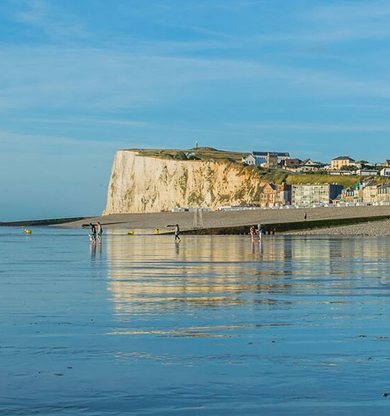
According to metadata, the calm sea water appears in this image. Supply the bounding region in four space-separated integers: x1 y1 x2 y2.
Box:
1 227 390 415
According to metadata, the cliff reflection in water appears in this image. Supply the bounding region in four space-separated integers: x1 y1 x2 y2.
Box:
105 234 390 319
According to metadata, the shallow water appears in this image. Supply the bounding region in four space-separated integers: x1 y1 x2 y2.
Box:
1 227 390 415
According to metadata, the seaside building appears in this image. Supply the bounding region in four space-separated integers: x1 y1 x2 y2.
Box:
331 156 355 170
377 184 390 202
362 184 378 203
276 183 292 206
291 183 343 206
242 151 290 166
380 168 390 177
260 183 291 207
339 182 364 203
339 187 355 203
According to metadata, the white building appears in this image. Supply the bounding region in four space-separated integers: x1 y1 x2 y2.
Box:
357 169 378 176
380 168 390 177
243 151 290 166
242 154 256 165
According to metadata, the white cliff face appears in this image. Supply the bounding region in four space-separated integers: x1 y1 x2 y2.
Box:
103 150 263 214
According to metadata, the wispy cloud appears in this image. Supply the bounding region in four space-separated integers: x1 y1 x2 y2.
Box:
309 0 390 21
8 0 90 39
1 43 390 113
303 0 390 42
227 121 390 133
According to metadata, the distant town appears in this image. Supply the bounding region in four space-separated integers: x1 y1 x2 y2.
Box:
235 151 390 208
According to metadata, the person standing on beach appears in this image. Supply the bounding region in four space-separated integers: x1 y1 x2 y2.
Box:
97 222 103 244
175 224 181 243
89 223 97 243
250 226 256 242
304 212 307 221
258 224 265 241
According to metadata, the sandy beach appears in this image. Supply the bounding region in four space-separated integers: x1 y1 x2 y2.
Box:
60 205 390 234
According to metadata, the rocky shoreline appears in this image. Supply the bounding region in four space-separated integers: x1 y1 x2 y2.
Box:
284 219 390 236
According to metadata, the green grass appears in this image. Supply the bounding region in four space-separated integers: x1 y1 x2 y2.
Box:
124 147 245 162
285 173 359 188
286 173 390 187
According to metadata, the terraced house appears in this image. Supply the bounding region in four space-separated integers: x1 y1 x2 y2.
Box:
260 183 292 207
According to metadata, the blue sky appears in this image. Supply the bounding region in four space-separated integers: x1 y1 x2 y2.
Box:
1 0 390 220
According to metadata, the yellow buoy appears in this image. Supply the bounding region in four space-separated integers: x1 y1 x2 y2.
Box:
155 228 160 234
25 229 32 235
127 231 134 235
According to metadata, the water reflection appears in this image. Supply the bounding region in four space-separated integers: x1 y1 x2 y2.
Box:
90 241 97 260
4 228 390 415
105 235 390 321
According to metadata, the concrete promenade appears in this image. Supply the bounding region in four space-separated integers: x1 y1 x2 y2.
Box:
62 205 390 233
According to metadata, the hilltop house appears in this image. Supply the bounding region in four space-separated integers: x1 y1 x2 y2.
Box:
331 156 355 170
243 151 290 166
357 168 378 176
296 159 324 173
284 158 301 168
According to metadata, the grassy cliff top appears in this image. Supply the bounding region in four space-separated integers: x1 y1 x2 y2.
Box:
122 147 390 187
239 166 390 187
125 147 245 162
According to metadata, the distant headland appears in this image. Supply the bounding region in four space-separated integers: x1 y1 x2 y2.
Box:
103 146 390 215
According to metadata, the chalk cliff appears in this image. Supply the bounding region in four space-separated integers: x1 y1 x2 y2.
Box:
103 150 264 214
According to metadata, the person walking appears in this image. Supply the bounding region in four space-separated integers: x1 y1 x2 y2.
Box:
175 224 181 243
304 212 308 221
89 223 97 243
97 222 103 244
